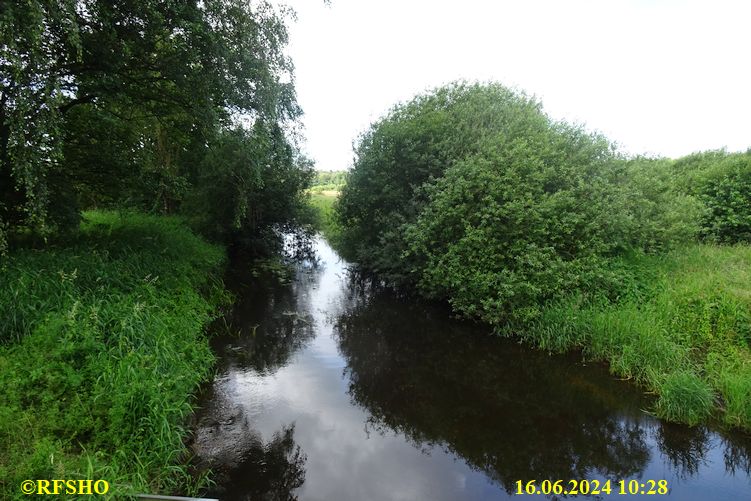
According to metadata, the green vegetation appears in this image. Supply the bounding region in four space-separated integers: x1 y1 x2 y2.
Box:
0 211 227 499
336 81 751 430
308 170 346 245
310 170 347 194
1 1 312 251
339 82 697 309
4 1 751 492
1 3 314 494
510 244 751 428
309 192 342 246
673 150 751 244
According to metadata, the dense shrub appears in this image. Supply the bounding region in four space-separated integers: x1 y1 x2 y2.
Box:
337 82 547 281
615 157 702 252
339 82 698 323
672 150 751 244
697 152 751 243
404 136 617 323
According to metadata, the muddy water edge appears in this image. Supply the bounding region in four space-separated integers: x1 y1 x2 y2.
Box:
189 237 751 501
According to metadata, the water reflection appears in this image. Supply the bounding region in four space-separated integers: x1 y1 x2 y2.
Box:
724 437 751 476
192 238 751 500
194 419 306 500
654 423 709 479
211 259 317 374
214 425 306 501
335 283 653 492
191 354 307 500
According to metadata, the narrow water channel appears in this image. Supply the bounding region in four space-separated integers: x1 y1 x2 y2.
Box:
191 237 751 500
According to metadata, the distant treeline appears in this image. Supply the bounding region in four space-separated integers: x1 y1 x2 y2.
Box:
335 82 751 429
0 1 312 254
310 170 347 192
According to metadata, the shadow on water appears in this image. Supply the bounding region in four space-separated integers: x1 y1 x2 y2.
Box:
191 237 751 500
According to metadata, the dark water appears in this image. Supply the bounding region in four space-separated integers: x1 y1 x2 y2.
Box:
191 238 751 500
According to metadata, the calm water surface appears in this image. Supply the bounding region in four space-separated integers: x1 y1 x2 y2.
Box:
191 238 751 500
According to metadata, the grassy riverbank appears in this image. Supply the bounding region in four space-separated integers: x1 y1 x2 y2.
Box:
0 211 227 499
510 243 751 429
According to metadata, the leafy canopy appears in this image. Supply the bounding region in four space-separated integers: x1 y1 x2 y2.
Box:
1 0 310 249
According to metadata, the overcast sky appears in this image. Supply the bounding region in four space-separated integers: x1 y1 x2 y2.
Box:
281 0 751 170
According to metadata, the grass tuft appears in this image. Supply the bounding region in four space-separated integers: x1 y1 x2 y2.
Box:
655 371 714 425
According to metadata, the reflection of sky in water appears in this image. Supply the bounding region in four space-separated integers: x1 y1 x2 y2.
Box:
195 238 751 500
230 357 502 500
221 240 505 500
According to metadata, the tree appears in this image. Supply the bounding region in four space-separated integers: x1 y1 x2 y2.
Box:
0 1 82 239
1 0 308 249
183 121 313 247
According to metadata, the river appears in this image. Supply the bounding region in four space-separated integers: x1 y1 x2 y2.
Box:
191 237 751 500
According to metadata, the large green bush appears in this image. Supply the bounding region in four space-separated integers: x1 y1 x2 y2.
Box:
337 82 547 281
614 157 702 252
338 82 698 323
403 134 699 324
697 152 751 243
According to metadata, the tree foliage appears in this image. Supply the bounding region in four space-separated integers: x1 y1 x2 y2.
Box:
0 0 82 236
337 82 700 324
183 122 313 246
1 0 310 249
613 157 701 252
337 83 547 280
673 150 751 244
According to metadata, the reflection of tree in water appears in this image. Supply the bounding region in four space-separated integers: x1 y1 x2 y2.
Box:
334 284 654 493
213 256 317 374
335 278 751 493
654 423 709 479
215 425 307 501
653 421 751 480
192 379 307 501
224 310 315 373
722 434 751 477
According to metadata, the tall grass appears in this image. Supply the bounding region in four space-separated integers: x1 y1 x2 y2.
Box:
507 244 751 430
0 211 228 499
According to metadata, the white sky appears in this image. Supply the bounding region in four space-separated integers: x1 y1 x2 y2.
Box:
282 0 751 170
